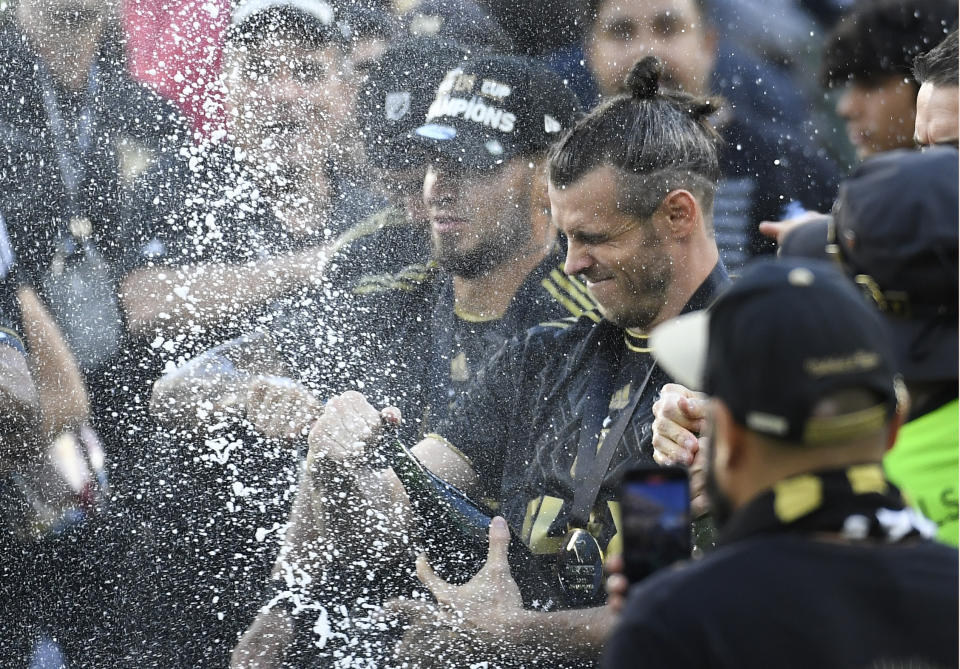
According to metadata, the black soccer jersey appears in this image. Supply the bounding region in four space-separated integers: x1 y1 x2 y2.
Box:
435 264 729 563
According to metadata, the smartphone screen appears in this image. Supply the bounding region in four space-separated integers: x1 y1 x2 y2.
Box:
620 466 692 584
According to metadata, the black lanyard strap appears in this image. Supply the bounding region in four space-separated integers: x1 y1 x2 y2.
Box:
568 359 658 529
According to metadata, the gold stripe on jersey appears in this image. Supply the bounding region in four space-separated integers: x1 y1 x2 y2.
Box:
538 319 575 330
352 262 436 295
332 205 407 253
549 269 597 312
624 329 651 353
541 278 585 319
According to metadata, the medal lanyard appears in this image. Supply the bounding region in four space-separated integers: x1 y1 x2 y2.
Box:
38 59 100 206
568 353 658 530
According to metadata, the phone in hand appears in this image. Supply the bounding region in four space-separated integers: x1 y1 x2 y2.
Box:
620 466 692 584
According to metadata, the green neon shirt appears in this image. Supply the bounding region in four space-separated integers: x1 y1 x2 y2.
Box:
884 399 959 546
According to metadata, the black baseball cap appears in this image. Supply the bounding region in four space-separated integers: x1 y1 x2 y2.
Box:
412 55 583 170
228 0 345 47
356 38 468 170
651 259 899 445
403 0 513 52
831 148 959 382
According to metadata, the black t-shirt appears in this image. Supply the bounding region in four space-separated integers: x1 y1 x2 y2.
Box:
604 534 959 669
436 264 729 561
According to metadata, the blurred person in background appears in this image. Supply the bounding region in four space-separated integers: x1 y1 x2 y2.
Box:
122 0 363 360
821 0 956 163
761 27 960 248
123 0 232 136
0 0 188 460
549 0 840 273
0 5 193 662
0 209 119 664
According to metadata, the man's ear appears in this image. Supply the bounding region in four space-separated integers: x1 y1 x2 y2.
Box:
713 400 745 470
529 158 553 224
661 189 700 240
885 380 910 452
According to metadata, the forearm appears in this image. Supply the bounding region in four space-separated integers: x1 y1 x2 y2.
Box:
150 332 281 429
17 286 89 437
516 605 617 660
121 245 331 337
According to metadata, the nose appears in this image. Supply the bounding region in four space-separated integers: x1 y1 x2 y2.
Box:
563 236 593 277
423 164 458 210
267 70 306 106
836 87 861 120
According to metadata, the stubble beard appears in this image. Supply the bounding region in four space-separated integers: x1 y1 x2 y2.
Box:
433 198 533 279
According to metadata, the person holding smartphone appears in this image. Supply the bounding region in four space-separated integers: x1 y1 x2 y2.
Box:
603 259 957 668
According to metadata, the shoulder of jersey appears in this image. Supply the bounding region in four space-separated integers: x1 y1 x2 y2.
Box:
538 263 602 324
352 261 440 296
333 206 408 253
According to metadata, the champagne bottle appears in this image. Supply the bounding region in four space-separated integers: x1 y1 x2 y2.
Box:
378 433 560 610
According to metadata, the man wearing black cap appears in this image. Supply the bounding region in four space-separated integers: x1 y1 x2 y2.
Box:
604 259 957 668
658 148 960 547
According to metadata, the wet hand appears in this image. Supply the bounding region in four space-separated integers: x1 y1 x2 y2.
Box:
245 375 323 441
306 391 399 469
384 516 525 660
652 383 707 466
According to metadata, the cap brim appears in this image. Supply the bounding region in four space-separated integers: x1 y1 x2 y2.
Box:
650 310 710 391
411 123 519 170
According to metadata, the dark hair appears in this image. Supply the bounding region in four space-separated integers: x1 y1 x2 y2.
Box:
549 56 722 223
913 30 959 87
821 0 957 88
586 0 711 28
340 5 399 42
225 7 344 50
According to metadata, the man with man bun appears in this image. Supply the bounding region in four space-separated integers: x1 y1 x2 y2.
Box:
293 56 728 665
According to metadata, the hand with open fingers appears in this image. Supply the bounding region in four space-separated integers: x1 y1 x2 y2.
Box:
652 383 708 466
383 516 526 663
604 554 629 615
245 375 324 441
305 391 398 471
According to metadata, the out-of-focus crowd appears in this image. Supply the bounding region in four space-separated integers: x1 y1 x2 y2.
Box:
0 0 955 667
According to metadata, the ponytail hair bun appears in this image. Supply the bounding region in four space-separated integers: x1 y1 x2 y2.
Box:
624 56 662 100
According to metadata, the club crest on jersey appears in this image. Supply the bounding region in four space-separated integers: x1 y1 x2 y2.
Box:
385 91 411 121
